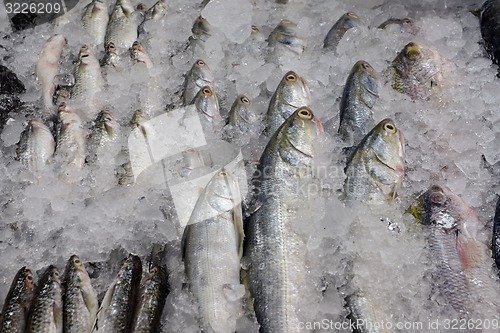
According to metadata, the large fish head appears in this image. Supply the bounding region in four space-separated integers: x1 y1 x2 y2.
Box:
278 71 311 107
192 16 212 38
354 60 380 96
342 12 363 28
367 118 405 177
192 59 215 87
234 95 256 124
194 86 220 120
65 255 91 281
13 267 35 306
281 107 322 159
205 169 242 213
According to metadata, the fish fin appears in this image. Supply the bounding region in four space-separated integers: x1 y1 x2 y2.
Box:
223 283 245 302
457 236 483 271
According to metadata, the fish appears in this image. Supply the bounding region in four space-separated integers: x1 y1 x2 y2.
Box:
183 59 215 105
182 169 244 333
388 41 446 100
480 0 500 66
411 185 500 313
81 0 109 46
36 35 67 114
71 46 105 109
377 17 419 35
493 196 500 273
0 267 35 333
130 266 169 333
244 107 322 332
193 86 222 132
264 70 311 136
87 109 119 160
323 12 364 50
101 43 121 68
346 293 393 333
268 19 305 55
105 0 140 49
129 41 153 69
338 60 380 146
343 118 405 205
191 16 212 42
94 254 142 333
137 0 167 35
55 103 86 169
228 95 257 132
16 118 56 174
26 266 63 333
63 255 98 333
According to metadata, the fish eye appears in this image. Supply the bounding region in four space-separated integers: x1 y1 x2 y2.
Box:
361 62 371 70
196 59 205 66
405 43 420 59
240 96 250 104
251 25 259 32
297 108 313 119
403 18 411 23
285 72 297 82
132 41 140 47
26 274 33 281
430 192 446 204
383 122 396 133
220 170 227 176
54 271 60 277
202 87 212 95
74 258 81 265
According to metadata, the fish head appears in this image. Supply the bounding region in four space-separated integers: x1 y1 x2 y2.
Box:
342 12 363 29
367 118 405 177
99 110 118 138
118 254 142 280
281 107 322 158
410 185 460 231
192 16 212 38
45 265 62 286
205 169 242 213
279 71 311 107
194 86 220 120
354 60 380 95
192 59 215 87
235 95 256 123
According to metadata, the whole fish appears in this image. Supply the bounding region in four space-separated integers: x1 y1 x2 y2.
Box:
344 118 405 205
26 266 63 333
130 266 169 333
81 0 109 46
245 107 322 333
129 41 153 69
338 60 380 145
183 59 215 105
411 185 500 313
268 19 305 55
265 71 310 136
63 255 98 333
101 43 121 68
228 95 257 132
36 35 67 114
193 86 222 132
55 103 86 169
182 169 244 333
323 12 364 50
94 254 142 333
105 0 140 49
388 41 445 100
16 118 55 174
481 0 500 66
0 267 34 333
71 46 105 108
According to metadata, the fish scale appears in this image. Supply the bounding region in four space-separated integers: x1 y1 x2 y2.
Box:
0 267 34 333
245 107 321 332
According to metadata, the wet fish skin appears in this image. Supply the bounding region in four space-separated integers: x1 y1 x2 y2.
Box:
63 255 98 333
481 0 500 66
130 266 169 333
268 19 305 55
191 16 212 41
71 46 105 106
26 266 63 333
338 60 380 146
105 0 140 49
55 103 86 169
101 43 121 68
377 17 419 35
346 294 393 333
388 41 444 100
183 169 244 333
82 0 109 46
138 0 167 35
36 35 67 114
193 86 221 130
94 254 142 333
229 95 257 132
323 12 364 50
344 118 405 205
265 71 311 136
129 41 153 69
16 118 56 174
245 107 322 333
0 267 35 333
183 59 215 105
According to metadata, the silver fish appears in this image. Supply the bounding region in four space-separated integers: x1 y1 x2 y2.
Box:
183 59 215 105
193 86 222 132
191 16 212 42
101 43 122 68
82 0 109 46
94 255 142 333
268 19 305 55
63 255 98 333
344 118 405 205
183 169 245 333
16 118 55 174
265 70 311 136
129 41 153 69
245 107 322 332
105 0 140 49
228 95 257 132
55 103 86 169
323 12 364 50
0 267 35 333
338 60 380 145
71 46 105 108
26 266 63 333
